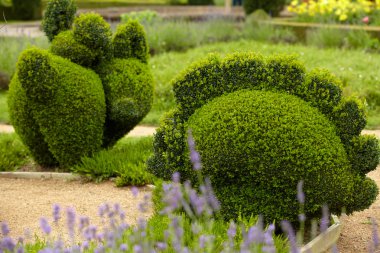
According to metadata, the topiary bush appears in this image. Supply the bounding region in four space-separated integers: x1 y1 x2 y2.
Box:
188 0 214 5
147 52 380 224
243 0 287 16
42 0 77 42
11 0 41 20
8 11 154 168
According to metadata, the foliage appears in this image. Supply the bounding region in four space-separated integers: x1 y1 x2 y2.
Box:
42 0 77 42
0 132 30 171
8 48 106 167
11 0 41 20
96 58 154 147
120 10 161 25
113 20 149 63
243 0 287 16
72 13 113 66
50 30 97 67
72 136 155 186
288 0 380 25
8 13 153 168
188 0 214 5
0 72 10 91
148 52 380 223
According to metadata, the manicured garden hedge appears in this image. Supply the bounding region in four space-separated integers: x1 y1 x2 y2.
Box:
148 52 380 223
8 3 154 168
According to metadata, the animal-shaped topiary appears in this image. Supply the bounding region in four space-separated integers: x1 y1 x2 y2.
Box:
8 11 153 168
147 52 380 224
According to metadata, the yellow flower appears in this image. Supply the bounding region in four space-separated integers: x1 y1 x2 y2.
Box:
339 13 348 21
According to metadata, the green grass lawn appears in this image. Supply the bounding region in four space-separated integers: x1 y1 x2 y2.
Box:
1 38 380 128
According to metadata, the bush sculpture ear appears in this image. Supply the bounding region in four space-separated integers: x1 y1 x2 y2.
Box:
113 20 150 63
148 52 380 224
42 0 77 42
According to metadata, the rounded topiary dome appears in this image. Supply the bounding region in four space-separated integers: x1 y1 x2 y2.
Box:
147 52 380 223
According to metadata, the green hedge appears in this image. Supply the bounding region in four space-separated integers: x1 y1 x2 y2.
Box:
9 48 106 167
9 13 154 168
96 58 154 147
42 0 77 42
243 0 286 16
148 52 380 223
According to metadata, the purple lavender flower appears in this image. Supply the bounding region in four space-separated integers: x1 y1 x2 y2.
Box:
52 204 61 223
79 216 89 232
320 205 330 233
94 245 105 253
39 218 51 235
1 237 16 252
187 129 202 171
66 207 76 240
172 172 180 183
1 223 10 236
281 220 300 253
82 241 90 250
297 180 305 204
298 214 306 222
120 243 128 251
16 247 24 253
372 218 379 249
155 242 167 250
133 244 143 253
131 186 139 197
227 221 237 239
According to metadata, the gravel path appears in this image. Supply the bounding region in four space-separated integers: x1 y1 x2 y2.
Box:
0 178 153 241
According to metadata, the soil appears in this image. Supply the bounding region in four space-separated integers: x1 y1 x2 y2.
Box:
1 126 380 252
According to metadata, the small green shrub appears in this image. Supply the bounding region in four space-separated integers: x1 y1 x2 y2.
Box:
42 0 77 42
11 0 41 20
188 0 214 5
72 136 154 186
120 10 161 25
0 132 31 171
243 0 287 16
113 21 149 63
148 52 379 224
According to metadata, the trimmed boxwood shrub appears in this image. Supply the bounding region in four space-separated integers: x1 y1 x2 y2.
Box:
8 13 153 168
50 30 97 67
188 0 214 5
9 48 105 167
113 20 149 63
243 0 286 16
11 0 41 20
96 58 154 147
42 0 77 42
147 52 379 224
